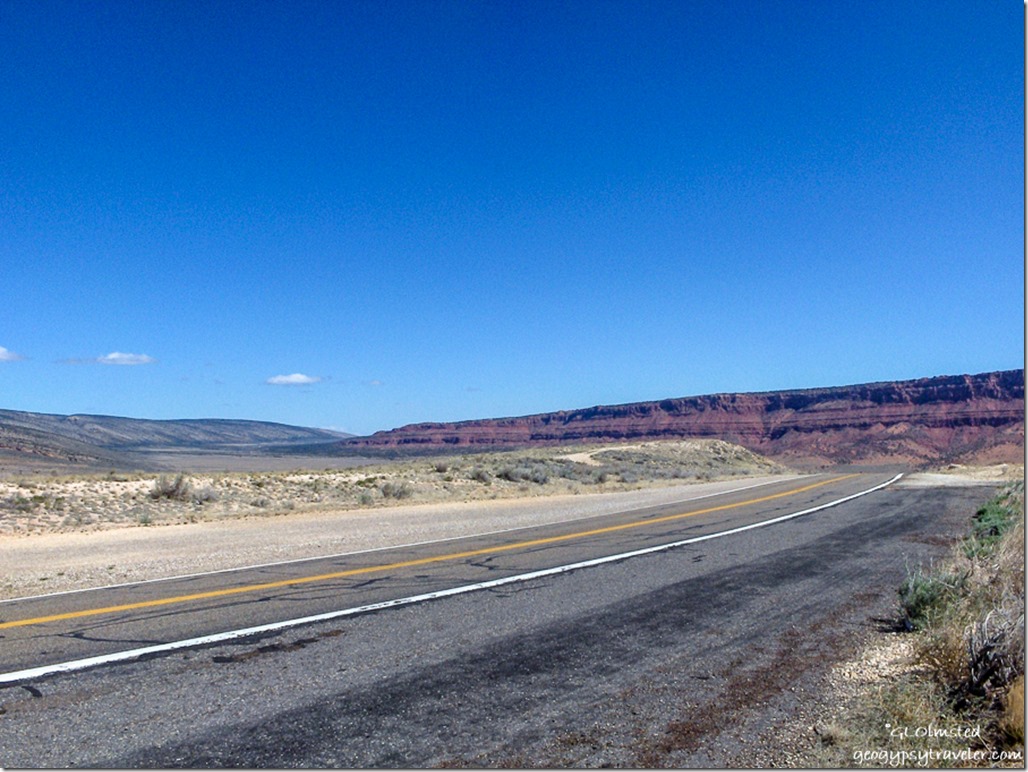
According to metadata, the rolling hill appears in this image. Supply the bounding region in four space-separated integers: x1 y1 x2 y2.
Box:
0 410 349 471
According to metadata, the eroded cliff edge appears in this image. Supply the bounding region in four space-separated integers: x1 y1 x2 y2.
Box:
344 370 1024 465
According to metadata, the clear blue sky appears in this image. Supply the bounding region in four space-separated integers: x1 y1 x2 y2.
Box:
1 1 1023 435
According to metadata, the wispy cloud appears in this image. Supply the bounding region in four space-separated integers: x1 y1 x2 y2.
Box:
267 373 322 386
0 346 25 362
97 352 156 366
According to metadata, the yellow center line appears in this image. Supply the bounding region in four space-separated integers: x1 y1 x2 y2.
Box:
1 474 858 631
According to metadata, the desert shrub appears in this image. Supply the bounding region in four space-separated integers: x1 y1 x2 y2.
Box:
530 468 550 484
149 474 193 502
898 566 967 631
964 607 1025 700
433 461 449 474
470 468 492 484
494 464 552 485
964 497 1021 559
497 466 522 482
191 486 219 505
380 481 414 499
357 492 375 506
2 495 35 512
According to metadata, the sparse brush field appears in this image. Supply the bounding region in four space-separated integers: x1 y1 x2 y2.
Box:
0 440 787 536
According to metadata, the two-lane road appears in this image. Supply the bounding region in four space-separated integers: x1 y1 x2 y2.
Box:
1 472 894 682
2 470 995 767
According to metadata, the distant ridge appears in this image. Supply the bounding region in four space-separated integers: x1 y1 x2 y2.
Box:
0 410 349 470
343 370 1025 466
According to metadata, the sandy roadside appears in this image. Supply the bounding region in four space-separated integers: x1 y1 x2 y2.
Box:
896 464 1023 488
0 475 797 600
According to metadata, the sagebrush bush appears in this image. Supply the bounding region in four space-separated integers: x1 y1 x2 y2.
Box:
965 607 1025 700
380 481 413 499
964 497 1021 559
497 465 550 484
149 474 193 502
191 486 218 505
470 468 492 484
899 566 967 631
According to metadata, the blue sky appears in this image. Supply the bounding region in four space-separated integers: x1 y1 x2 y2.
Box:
1 1 1023 435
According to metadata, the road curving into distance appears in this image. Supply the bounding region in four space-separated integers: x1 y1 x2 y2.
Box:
2 472 893 681
0 469 998 767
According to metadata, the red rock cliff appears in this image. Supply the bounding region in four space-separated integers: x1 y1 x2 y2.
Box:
345 370 1025 465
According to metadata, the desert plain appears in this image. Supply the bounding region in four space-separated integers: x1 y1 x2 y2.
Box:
1 439 1019 604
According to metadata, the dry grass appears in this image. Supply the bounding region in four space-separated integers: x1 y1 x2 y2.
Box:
1000 676 1024 746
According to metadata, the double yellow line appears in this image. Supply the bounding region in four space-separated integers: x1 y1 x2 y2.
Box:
1 475 856 631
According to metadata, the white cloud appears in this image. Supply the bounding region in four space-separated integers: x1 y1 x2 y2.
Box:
0 346 25 362
97 352 156 366
267 373 322 386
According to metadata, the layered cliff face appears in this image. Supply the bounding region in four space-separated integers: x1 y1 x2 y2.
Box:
345 370 1025 465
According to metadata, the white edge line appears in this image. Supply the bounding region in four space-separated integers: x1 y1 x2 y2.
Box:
0 473 901 686
0 475 803 605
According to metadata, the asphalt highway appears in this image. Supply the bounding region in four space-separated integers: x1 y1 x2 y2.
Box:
0 472 998 767
1 472 886 677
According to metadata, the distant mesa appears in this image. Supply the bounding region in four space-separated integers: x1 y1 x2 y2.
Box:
0 369 1022 473
341 369 1025 467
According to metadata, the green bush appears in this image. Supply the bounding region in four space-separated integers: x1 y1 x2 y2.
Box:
963 499 1019 559
898 566 967 631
